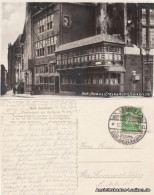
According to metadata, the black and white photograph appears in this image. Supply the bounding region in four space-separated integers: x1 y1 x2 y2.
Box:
0 2 154 98
1 2 154 195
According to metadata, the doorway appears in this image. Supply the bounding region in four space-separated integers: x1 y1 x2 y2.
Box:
55 76 59 93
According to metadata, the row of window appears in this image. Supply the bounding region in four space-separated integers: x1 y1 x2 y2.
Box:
142 9 154 25
37 48 45 57
37 15 71 34
36 36 57 49
57 53 122 66
35 76 55 84
57 46 123 60
48 45 56 55
36 46 56 57
38 14 54 26
39 25 45 34
35 64 55 75
60 73 120 85
38 22 53 33
36 40 45 49
36 36 57 57
38 14 54 33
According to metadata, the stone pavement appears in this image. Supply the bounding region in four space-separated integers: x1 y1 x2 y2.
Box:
1 90 147 99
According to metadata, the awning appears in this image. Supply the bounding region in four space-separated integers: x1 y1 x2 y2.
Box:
56 64 126 72
56 34 124 53
104 65 126 72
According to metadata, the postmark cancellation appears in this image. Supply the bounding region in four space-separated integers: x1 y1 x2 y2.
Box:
108 106 147 145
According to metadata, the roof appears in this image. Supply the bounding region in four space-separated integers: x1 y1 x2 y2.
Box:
56 34 124 53
13 34 22 47
32 3 94 18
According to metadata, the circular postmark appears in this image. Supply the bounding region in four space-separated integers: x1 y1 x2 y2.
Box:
108 106 147 145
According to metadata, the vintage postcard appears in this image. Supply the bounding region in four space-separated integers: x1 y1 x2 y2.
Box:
0 1 154 194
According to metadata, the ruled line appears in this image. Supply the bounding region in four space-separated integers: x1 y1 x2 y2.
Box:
79 148 142 150
81 176 143 179
79 161 142 163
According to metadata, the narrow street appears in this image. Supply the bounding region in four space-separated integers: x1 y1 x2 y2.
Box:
1 90 93 99
1 90 76 99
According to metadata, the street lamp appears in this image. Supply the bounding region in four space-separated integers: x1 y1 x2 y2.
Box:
144 47 152 96
145 47 150 61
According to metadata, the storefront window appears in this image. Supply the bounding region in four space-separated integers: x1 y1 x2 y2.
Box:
93 74 97 84
61 75 68 84
105 74 109 84
83 75 88 84
98 74 104 84
87 74 93 84
72 75 76 84
110 73 120 85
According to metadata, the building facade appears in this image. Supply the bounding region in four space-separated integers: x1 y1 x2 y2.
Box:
55 3 154 96
8 3 154 96
0 64 7 95
23 3 95 94
8 35 24 89
98 3 154 95
56 34 125 95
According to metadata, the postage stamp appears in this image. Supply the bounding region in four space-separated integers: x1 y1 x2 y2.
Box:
108 106 147 145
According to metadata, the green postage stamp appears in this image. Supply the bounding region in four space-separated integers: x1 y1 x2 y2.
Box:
121 107 142 132
108 106 147 145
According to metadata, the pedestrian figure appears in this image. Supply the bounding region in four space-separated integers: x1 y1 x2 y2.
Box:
13 86 16 95
20 85 24 94
17 84 20 94
16 84 19 94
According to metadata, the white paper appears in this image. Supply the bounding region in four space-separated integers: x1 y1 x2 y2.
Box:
1 98 154 194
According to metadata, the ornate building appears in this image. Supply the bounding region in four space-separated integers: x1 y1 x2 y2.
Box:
8 35 24 89
8 3 154 96
55 3 153 96
23 3 95 94
56 34 125 95
1 64 7 95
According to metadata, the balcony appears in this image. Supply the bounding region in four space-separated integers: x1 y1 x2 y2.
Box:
56 33 124 71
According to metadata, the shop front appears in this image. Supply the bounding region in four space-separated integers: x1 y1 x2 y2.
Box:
56 34 125 96
59 66 125 95
34 62 59 94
